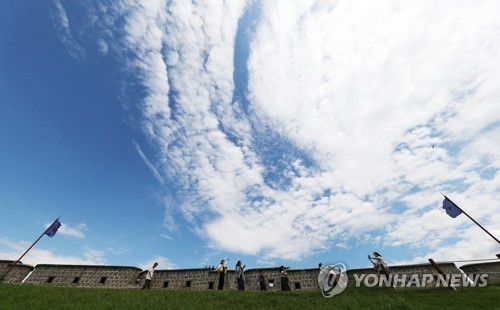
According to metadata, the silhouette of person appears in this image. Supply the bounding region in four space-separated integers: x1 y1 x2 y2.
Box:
235 260 246 290
258 270 267 291
280 266 291 291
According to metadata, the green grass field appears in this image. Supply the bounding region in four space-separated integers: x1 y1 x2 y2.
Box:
0 283 499 309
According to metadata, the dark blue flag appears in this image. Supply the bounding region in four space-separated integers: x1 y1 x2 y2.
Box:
442 197 462 218
45 219 62 237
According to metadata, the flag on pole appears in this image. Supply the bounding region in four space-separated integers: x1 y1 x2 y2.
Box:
440 194 500 244
442 197 462 218
45 219 62 237
4 216 62 277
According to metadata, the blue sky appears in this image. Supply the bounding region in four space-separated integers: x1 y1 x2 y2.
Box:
1 0 499 271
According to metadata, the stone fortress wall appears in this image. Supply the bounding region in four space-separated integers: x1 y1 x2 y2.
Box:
460 262 500 285
345 262 462 288
22 264 142 288
0 260 33 284
1 259 499 290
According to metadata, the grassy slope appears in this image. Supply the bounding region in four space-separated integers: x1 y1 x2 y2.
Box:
0 284 499 309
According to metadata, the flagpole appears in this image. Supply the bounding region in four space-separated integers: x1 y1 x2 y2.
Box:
3 216 61 277
443 195 500 245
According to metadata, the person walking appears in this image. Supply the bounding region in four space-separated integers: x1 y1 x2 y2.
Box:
142 262 158 289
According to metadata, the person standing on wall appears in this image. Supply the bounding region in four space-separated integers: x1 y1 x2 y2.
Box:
142 262 158 289
258 270 267 291
368 252 389 274
216 259 227 290
317 263 324 288
235 260 246 290
280 266 291 291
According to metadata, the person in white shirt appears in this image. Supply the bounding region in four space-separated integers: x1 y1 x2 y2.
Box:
368 252 388 274
142 262 158 289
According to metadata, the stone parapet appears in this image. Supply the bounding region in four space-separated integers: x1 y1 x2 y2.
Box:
347 263 461 288
0 260 34 284
4 260 497 290
460 262 500 284
22 264 142 288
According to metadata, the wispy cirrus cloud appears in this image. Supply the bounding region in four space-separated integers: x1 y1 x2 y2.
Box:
51 0 86 60
133 140 164 184
52 0 500 263
57 222 89 239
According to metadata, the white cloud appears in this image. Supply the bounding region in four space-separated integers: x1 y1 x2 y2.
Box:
139 255 178 270
245 0 500 258
0 237 107 265
106 246 129 256
97 39 109 54
51 0 86 60
256 259 276 267
57 222 89 239
159 233 174 241
57 0 500 262
133 140 164 184
390 224 500 268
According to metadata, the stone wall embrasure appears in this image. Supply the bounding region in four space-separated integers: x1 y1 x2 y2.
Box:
3 260 499 289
